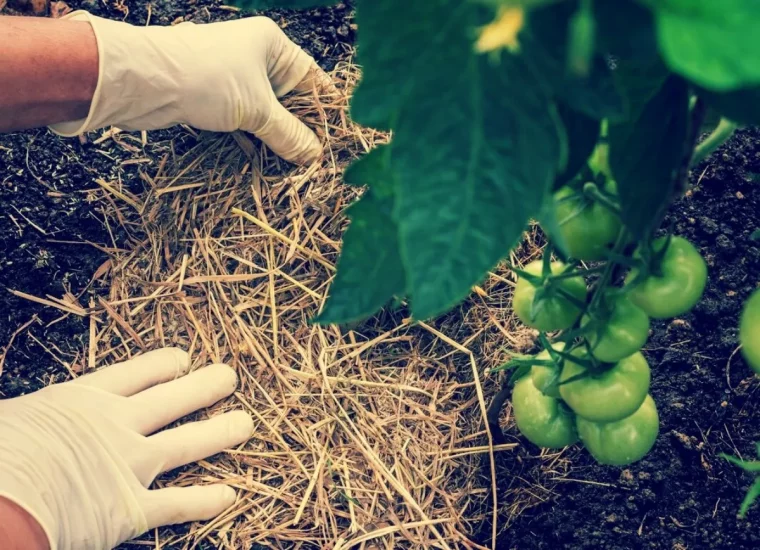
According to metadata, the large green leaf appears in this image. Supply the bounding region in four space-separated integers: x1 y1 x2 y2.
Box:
343 144 393 189
348 0 564 320
611 57 671 119
521 1 624 120
650 0 760 91
553 103 600 189
349 1 436 130
594 0 658 60
316 146 406 324
230 0 337 9
700 87 760 125
608 72 689 239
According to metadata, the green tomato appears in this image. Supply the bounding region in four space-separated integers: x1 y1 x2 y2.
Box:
627 236 707 319
512 375 579 449
577 394 659 466
513 260 588 332
551 181 621 261
559 350 650 422
531 342 567 398
740 289 760 374
583 296 650 363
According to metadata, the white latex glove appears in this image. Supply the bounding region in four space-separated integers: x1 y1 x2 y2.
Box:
0 348 253 550
50 12 331 164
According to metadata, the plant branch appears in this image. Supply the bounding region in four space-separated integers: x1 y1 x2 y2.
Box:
691 117 738 167
668 95 707 211
583 181 620 214
588 228 628 312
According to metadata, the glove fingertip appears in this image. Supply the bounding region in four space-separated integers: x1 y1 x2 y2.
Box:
217 485 237 508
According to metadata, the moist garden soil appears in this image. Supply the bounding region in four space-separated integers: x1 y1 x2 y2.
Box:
1 1 759 549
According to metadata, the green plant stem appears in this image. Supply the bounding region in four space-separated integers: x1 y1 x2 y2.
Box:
691 118 738 166
554 286 589 310
550 265 606 281
582 182 620 215
588 229 629 312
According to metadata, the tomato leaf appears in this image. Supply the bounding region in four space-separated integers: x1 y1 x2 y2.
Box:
739 478 760 518
699 87 760 126
721 453 760 473
608 69 689 239
649 0 760 91
349 0 565 320
553 103 600 189
348 1 418 130
343 144 392 189
521 0 624 120
316 147 406 325
594 0 658 60
230 0 337 8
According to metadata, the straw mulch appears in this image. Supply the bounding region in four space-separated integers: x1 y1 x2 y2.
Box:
14 62 578 549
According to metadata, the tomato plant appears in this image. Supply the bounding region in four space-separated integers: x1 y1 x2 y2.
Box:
512 260 587 332
576 395 659 466
627 236 708 319
238 0 759 497
511 375 579 449
559 350 651 423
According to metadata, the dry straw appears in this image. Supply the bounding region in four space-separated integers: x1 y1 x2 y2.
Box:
11 61 577 549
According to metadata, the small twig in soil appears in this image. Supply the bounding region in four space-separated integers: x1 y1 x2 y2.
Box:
0 316 41 376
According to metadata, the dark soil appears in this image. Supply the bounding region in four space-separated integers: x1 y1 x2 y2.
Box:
2 2 760 550
0 0 355 399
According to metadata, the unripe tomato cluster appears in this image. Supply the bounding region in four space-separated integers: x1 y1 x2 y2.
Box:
509 174 708 466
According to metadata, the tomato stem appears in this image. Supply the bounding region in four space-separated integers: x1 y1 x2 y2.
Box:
582 181 620 215
553 285 589 311
549 265 605 281
691 117 737 167
584 228 629 353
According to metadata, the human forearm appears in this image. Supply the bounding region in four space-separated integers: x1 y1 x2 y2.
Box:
0 11 329 163
0 496 50 550
0 16 98 132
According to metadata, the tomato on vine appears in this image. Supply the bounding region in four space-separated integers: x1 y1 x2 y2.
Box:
583 295 650 363
550 180 621 261
576 395 659 466
511 375 579 449
512 260 587 332
559 350 651 423
627 236 707 319
740 288 760 374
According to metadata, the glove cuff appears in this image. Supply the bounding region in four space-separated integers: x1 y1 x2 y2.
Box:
49 11 186 136
0 491 56 550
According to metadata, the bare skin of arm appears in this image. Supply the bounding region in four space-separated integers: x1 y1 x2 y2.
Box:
0 497 49 550
0 16 92 548
0 16 98 132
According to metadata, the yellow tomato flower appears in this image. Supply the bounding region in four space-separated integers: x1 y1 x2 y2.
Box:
475 7 525 53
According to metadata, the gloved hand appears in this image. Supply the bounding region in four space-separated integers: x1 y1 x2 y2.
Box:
50 12 332 164
0 347 253 550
